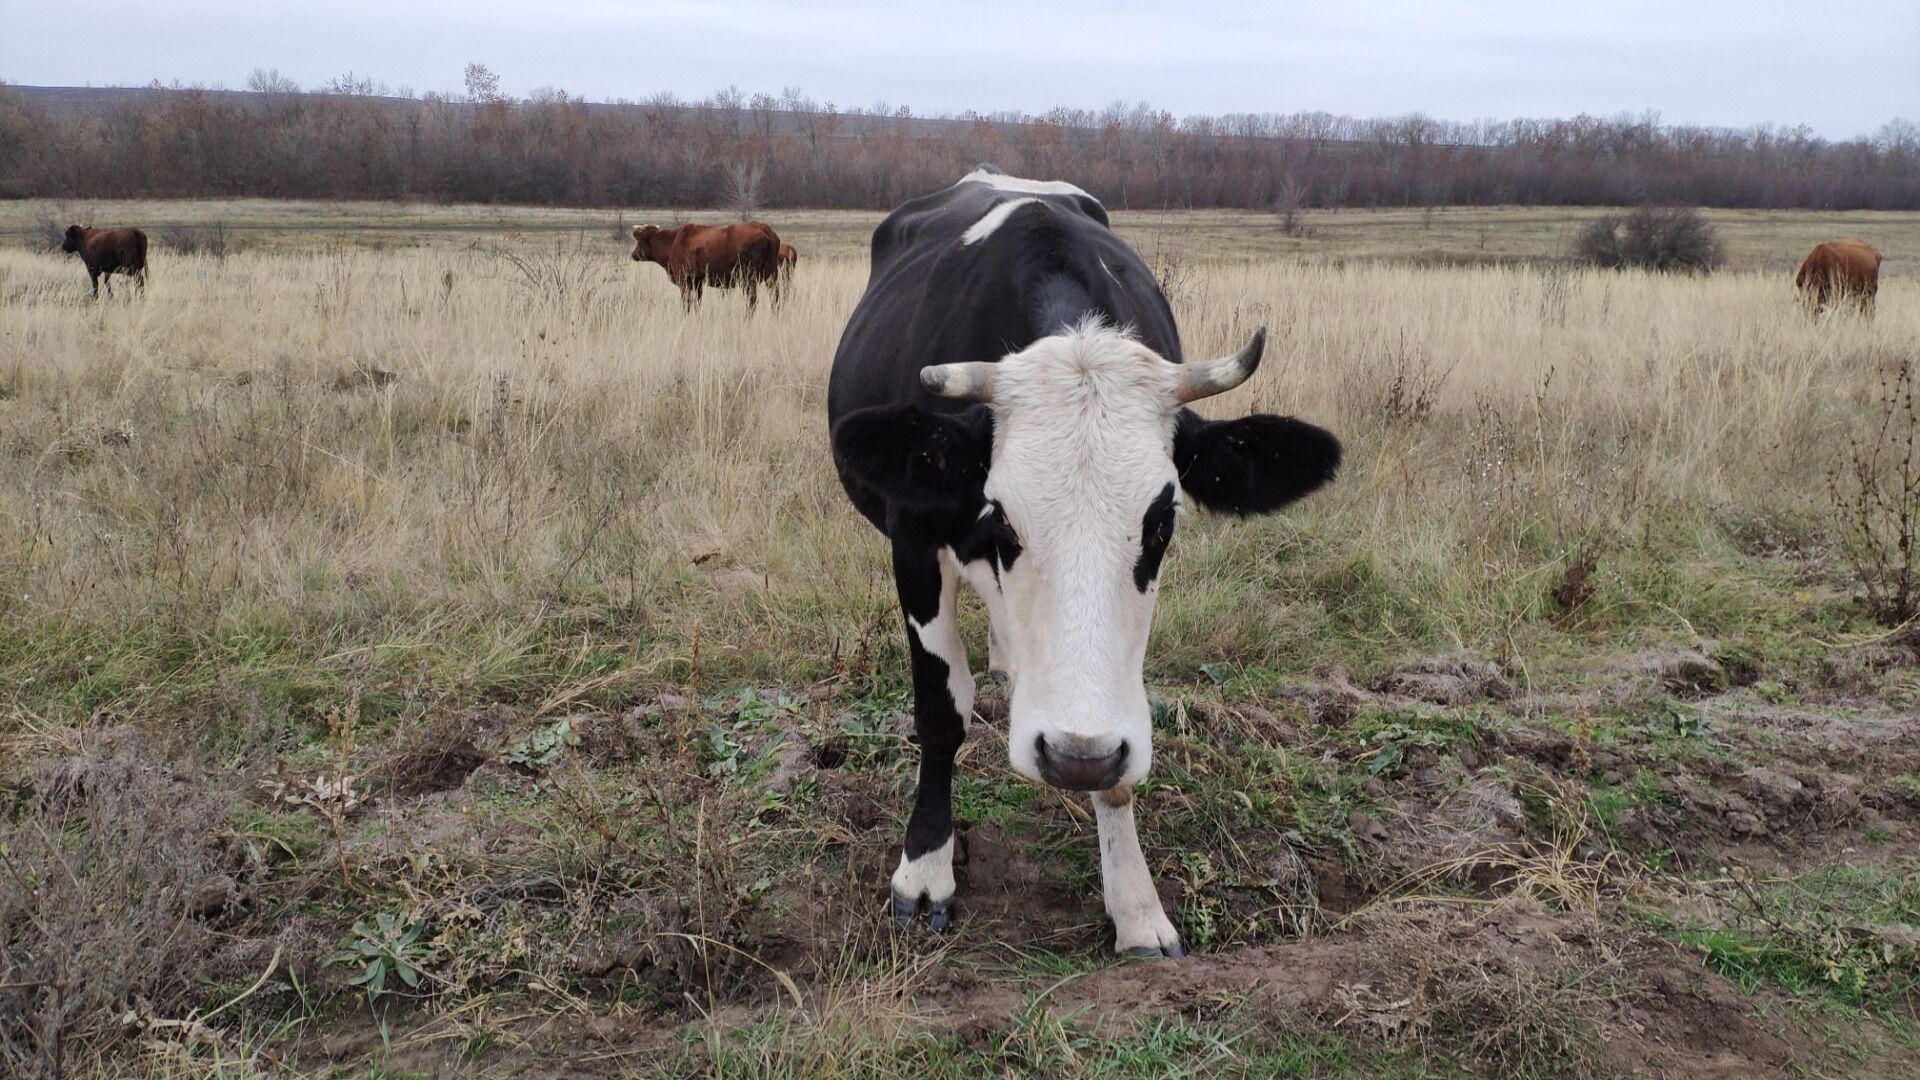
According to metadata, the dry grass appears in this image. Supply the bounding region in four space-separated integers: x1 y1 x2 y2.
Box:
0 232 1912 724
0 738 241 1078
2 206 1918 1076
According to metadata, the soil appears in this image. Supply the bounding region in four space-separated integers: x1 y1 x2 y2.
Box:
40 648 1916 1078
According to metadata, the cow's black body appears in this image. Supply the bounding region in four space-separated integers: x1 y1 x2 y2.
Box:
827 167 1341 941
827 169 1184 922
830 172 1180 527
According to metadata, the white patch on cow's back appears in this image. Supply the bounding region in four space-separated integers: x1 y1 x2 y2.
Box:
960 197 1040 246
891 834 956 903
956 169 1098 202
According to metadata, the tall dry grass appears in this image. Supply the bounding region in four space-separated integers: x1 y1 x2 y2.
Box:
0 240 1911 734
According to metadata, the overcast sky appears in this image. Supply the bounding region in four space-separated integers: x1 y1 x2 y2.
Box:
4 1 1914 138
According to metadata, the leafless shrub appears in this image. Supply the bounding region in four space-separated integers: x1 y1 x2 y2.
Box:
496 240 609 308
32 211 69 252
1273 173 1313 237
160 222 229 258
1146 243 1197 312
1370 335 1456 424
0 746 240 1078
1572 206 1722 274
1829 355 1920 624
725 161 766 221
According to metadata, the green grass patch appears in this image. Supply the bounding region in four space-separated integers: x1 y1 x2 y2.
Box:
1662 862 1920 1016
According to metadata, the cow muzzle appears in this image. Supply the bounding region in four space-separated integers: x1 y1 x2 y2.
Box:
1032 734 1131 792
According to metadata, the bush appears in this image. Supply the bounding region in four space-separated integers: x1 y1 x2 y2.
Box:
1830 355 1920 625
0 746 240 1078
1572 206 1723 273
32 213 67 252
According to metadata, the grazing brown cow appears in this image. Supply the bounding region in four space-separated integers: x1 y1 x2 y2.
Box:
630 222 781 310
61 225 149 298
1795 239 1882 316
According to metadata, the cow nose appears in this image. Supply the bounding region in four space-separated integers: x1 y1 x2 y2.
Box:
1033 735 1129 791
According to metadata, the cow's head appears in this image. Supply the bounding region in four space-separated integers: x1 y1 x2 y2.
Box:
630 224 663 263
61 225 86 254
833 321 1339 792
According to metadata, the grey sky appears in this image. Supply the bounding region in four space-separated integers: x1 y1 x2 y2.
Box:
4 1 1914 138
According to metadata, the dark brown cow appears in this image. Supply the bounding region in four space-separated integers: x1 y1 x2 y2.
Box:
630 222 780 310
61 225 149 298
1795 239 1882 316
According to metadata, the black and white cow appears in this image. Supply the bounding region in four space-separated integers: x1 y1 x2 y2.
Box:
828 167 1341 956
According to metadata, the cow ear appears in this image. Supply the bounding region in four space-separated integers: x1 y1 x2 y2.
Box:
1174 409 1341 516
833 404 991 508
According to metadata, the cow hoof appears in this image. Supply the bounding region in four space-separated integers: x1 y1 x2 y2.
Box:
1123 941 1185 960
890 894 919 927
890 894 955 932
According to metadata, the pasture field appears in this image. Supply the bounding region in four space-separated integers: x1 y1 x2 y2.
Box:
1 201 1918 1078
7 198 1920 271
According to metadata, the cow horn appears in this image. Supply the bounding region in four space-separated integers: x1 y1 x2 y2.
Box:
920 361 997 402
1175 328 1266 403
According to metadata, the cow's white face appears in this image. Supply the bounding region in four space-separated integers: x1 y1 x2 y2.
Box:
838 318 1338 796
961 325 1187 790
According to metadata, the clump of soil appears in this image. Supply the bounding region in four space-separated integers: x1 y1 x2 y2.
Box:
1370 654 1515 706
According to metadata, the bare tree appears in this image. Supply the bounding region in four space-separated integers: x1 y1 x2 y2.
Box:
463 63 503 104
246 68 299 95
725 161 765 220
1273 172 1312 237
4 79 1920 212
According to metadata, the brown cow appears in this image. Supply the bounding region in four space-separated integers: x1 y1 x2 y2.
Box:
62 225 149 298
1795 239 1882 317
630 222 781 310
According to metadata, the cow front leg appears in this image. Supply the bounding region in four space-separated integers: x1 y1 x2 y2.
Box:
89 270 100 299
1094 788 1183 957
890 543 973 931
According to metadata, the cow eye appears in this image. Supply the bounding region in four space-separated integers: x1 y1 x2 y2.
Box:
961 500 1023 572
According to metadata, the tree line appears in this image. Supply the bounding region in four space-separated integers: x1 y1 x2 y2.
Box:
2 74 1916 211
